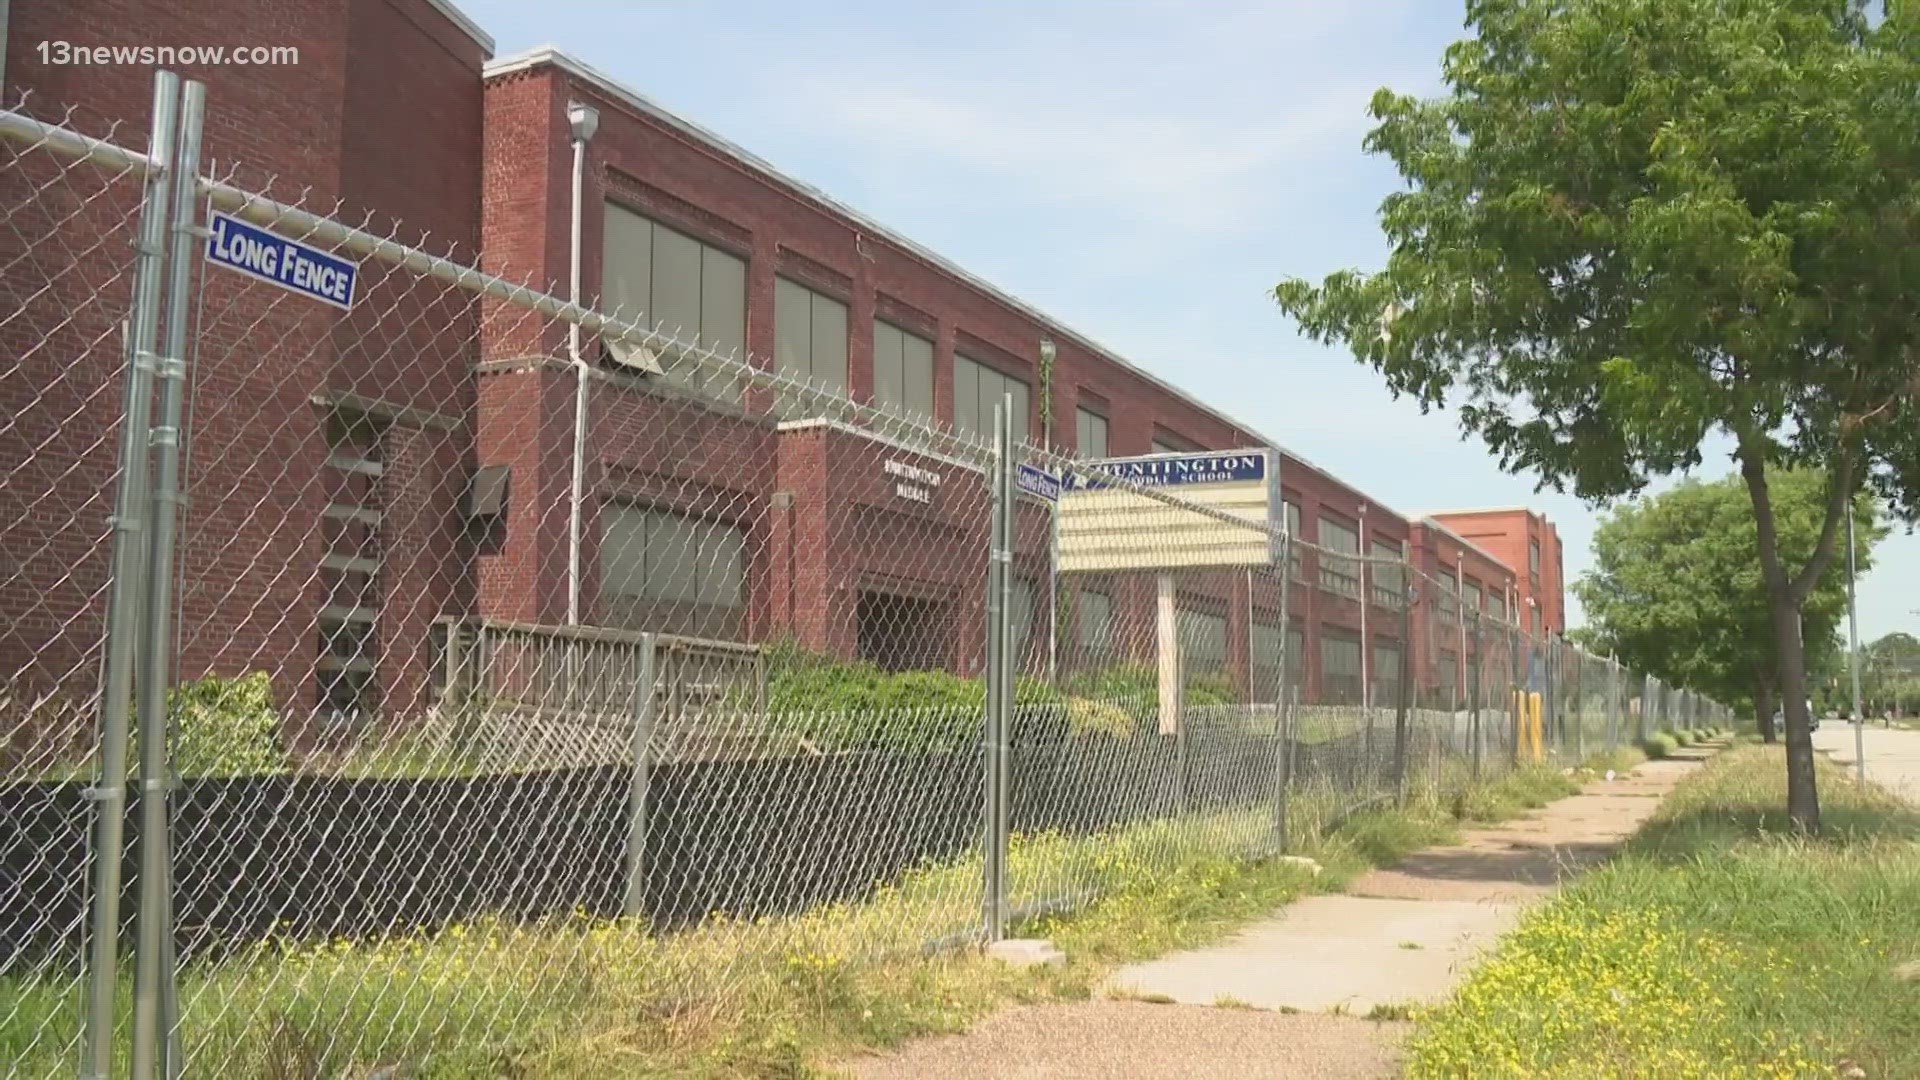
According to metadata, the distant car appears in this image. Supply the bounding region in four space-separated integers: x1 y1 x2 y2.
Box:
1771 702 1820 737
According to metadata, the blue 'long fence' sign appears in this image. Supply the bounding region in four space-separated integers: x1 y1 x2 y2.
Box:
205 211 359 311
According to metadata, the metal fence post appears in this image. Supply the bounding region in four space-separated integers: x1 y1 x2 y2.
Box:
623 634 656 919
1509 623 1522 769
994 399 1014 935
1393 574 1412 808
981 397 1013 942
1468 618 1483 781
1573 647 1586 763
1606 655 1619 752
1268 548 1293 852
83 70 182 1080
130 75 206 1080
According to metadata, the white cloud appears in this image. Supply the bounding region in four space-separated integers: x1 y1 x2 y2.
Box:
744 2 1413 232
784 81 1374 230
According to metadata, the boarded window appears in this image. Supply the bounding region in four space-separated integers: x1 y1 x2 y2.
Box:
954 354 1031 442
773 277 849 418
601 203 747 403
872 319 934 420
1076 406 1109 458
1320 629 1363 705
1318 515 1361 599
599 504 747 639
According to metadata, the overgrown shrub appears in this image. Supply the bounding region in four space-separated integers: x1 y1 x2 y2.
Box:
763 644 1102 751
1063 663 1237 708
1640 732 1677 760
163 671 287 777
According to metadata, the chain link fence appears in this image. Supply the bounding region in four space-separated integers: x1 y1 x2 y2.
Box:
1 75 1737 1077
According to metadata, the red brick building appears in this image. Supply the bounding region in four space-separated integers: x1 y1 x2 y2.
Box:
3 4 1548 735
1425 508 1566 636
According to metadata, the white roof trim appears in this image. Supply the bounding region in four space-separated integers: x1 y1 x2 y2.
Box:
481 46 1406 521
420 0 494 55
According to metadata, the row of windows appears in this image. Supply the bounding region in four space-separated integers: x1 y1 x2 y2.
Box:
603 201 1142 455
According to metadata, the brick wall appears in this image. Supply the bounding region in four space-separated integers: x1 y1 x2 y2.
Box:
3 0 487 738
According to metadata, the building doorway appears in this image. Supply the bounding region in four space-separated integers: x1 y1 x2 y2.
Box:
857 591 948 672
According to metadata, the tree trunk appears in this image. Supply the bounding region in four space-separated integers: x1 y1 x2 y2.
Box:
1737 442 1824 833
1753 680 1776 744
1766 589 1821 831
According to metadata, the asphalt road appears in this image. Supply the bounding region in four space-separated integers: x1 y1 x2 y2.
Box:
1815 723 1920 804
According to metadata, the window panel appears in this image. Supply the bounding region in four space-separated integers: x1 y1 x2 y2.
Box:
1321 630 1364 704
1284 501 1304 579
954 354 1030 441
649 224 703 339
704 518 747 603
774 277 812 382
1318 515 1361 598
1008 380 1031 443
600 505 747 614
1076 406 1109 458
1252 620 1284 701
601 202 652 322
701 247 746 357
647 512 703 604
953 352 980 436
1373 641 1404 706
809 291 848 392
1077 589 1114 649
1178 609 1228 675
601 206 747 406
1370 537 1404 605
600 504 650 599
902 332 933 418
873 321 904 414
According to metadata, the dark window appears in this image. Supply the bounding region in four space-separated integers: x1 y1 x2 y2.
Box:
857 591 948 672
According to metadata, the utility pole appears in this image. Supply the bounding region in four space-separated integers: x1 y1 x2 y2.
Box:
1846 500 1865 783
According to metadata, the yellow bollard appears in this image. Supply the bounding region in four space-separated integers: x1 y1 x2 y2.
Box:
1527 692 1544 762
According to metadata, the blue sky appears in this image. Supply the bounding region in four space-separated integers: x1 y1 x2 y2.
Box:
458 0 1916 642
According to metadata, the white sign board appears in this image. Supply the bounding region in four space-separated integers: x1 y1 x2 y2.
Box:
1056 449 1278 573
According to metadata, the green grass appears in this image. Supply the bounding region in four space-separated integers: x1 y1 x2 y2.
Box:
1580 744 1648 776
0 762 1582 1078
1447 763 1582 823
1408 744 1920 1078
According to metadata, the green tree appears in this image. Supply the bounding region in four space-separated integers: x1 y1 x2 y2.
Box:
1863 631 1920 717
1575 471 1881 739
1274 0 1920 830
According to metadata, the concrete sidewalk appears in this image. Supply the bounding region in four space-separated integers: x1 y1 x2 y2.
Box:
842 749 1711 1079
1104 755 1701 1015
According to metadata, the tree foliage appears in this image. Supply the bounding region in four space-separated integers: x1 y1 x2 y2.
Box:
1862 631 1920 715
1273 0 1920 828
1575 471 1881 728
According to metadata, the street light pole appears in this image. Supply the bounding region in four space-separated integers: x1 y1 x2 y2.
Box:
1846 499 1865 783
